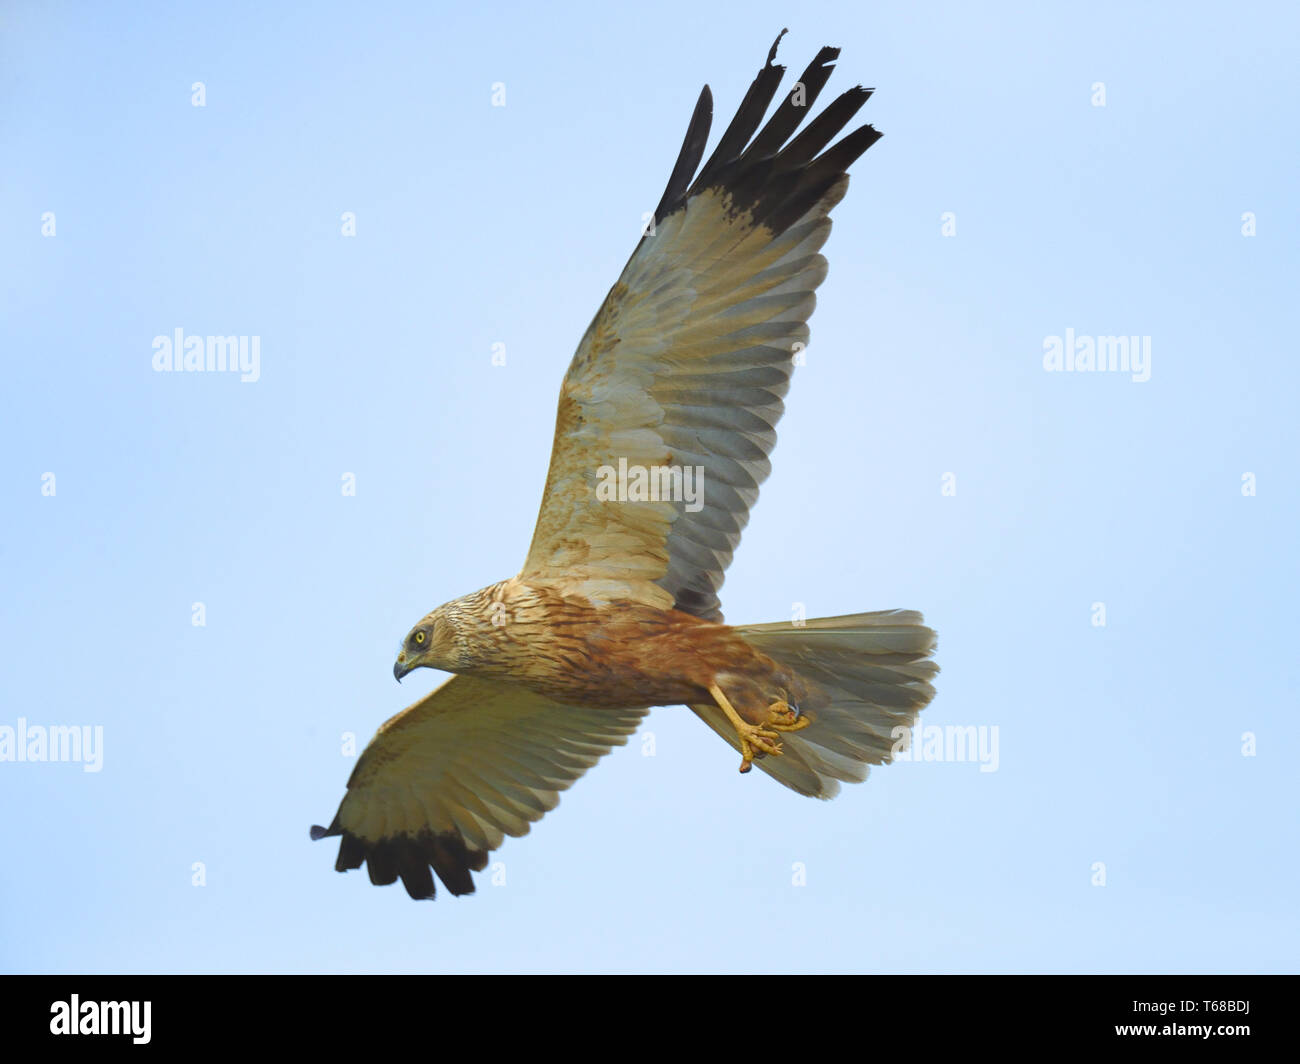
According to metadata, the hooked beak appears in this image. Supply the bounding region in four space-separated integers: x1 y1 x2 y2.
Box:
393 655 415 683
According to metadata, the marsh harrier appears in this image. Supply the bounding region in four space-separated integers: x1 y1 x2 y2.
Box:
312 31 937 899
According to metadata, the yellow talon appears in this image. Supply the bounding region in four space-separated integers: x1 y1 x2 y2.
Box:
709 682 786 774
766 691 811 732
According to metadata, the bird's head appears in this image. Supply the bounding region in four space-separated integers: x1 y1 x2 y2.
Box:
393 606 462 681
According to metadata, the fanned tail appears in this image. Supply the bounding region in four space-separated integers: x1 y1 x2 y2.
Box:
689 610 937 797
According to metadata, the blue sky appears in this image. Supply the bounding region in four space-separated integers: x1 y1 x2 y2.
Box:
2 0 1296 973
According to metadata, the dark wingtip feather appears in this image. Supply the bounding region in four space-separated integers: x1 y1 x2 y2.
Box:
653 85 713 225
767 28 789 64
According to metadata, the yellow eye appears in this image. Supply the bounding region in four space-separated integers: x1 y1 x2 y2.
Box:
414 631 425 644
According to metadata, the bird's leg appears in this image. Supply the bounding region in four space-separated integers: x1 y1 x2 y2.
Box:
765 688 811 733
708 682 783 774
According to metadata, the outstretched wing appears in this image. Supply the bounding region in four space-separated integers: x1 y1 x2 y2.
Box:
522 32 881 621
311 675 647 899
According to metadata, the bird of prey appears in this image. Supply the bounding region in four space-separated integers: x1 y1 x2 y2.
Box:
312 30 937 900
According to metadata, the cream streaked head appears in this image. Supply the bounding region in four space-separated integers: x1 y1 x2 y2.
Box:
393 603 464 681
392 586 507 681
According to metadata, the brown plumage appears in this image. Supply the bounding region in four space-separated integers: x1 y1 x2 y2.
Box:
312 31 937 900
